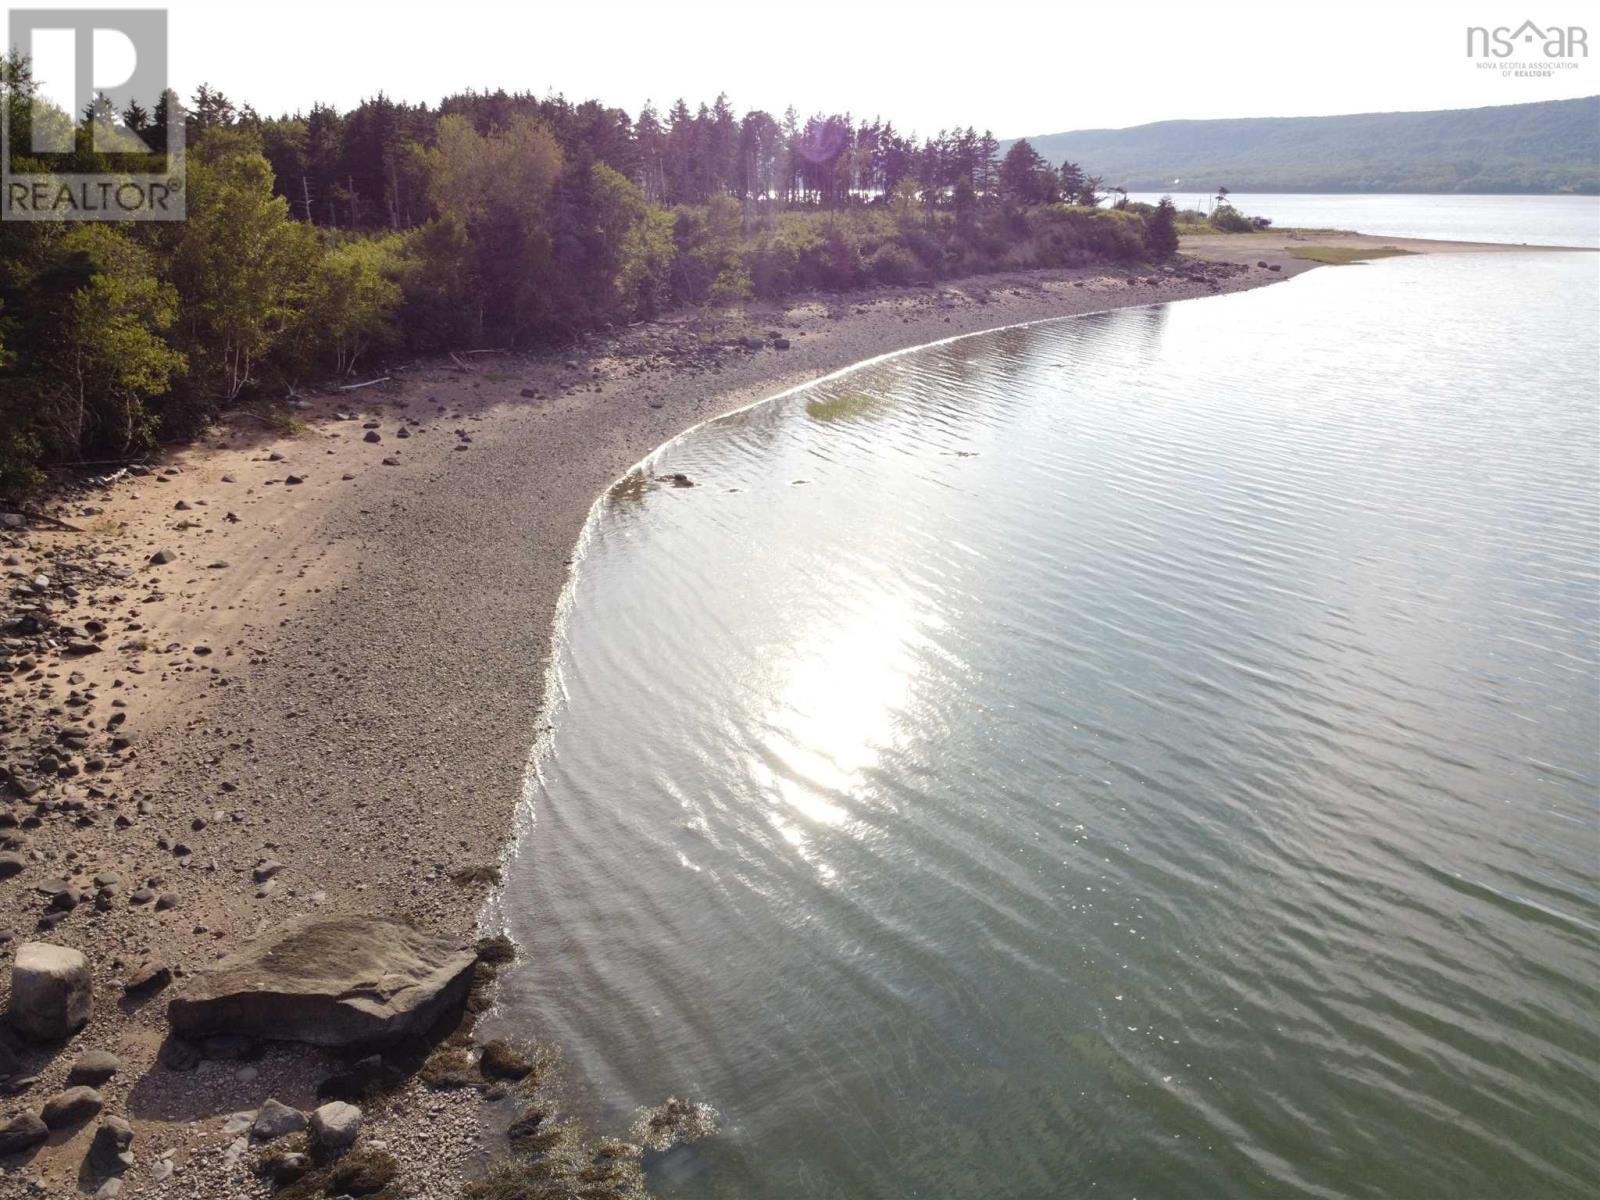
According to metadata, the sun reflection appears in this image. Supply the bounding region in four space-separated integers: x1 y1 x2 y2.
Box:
748 586 935 876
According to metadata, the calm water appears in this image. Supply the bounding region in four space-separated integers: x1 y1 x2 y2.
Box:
1123 192 1600 248
496 251 1600 1199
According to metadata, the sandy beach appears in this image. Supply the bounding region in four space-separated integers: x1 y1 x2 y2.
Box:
0 232 1573 1197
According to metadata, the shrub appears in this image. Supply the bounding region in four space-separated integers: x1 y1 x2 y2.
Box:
1210 203 1260 233
868 242 918 285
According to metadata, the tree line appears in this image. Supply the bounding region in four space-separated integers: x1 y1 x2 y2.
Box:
0 64 1182 494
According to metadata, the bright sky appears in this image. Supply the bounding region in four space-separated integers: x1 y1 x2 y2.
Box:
10 0 1599 136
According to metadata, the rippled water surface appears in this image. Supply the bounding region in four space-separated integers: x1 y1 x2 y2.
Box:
497 252 1600 1199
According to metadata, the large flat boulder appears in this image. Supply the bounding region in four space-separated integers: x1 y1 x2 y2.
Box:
166 915 476 1047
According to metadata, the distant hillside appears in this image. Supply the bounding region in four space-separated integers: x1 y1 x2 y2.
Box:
1013 96 1599 194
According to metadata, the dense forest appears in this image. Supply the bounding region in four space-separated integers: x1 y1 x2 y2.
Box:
0 65 1179 493
1018 96 1600 194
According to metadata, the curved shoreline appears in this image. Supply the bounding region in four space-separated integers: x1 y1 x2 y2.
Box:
0 235 1509 1195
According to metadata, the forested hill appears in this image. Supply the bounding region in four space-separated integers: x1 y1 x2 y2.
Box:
1013 96 1600 194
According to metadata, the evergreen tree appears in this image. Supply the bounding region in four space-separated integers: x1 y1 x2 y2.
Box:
1146 195 1180 259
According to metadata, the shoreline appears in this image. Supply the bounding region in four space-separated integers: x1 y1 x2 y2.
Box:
0 232 1578 1196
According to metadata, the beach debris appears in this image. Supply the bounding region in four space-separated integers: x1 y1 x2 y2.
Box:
7 942 92 1041
166 914 476 1046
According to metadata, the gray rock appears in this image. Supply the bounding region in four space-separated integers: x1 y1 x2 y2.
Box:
0 852 24 879
41 1084 103 1128
309 1100 361 1151
66 1049 120 1086
251 860 284 883
148 549 175 565
252 1098 306 1141
0 1111 47 1154
7 942 92 1041
166 914 476 1047
88 1114 133 1173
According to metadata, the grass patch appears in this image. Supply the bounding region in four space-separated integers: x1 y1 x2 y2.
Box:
465 1118 649 1200
1288 245 1414 265
420 1045 480 1090
475 934 516 966
805 389 884 424
270 1145 401 1199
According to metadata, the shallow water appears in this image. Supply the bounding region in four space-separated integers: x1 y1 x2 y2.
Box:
496 251 1600 1199
1123 192 1600 247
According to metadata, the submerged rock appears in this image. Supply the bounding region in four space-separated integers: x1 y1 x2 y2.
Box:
166 914 475 1046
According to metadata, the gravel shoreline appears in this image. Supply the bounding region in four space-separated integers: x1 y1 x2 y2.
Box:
0 250 1317 1197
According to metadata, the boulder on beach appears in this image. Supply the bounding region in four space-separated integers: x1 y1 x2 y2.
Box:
7 942 92 1042
166 914 476 1047
0 1111 47 1155
41 1084 103 1129
309 1100 361 1151
253 1098 307 1141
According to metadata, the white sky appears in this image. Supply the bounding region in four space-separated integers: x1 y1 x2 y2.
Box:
10 0 1599 136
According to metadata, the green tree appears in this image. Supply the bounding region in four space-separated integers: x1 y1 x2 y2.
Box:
169 130 320 400
589 164 674 317
11 225 184 457
999 139 1052 206
1145 195 1180 259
